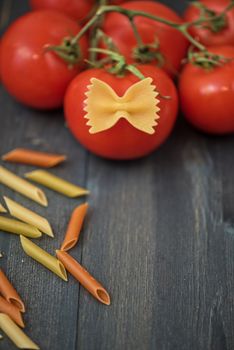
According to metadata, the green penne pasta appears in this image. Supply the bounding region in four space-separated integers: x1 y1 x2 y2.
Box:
0 313 39 349
20 236 67 281
0 216 41 238
25 170 89 198
0 166 47 207
4 197 53 237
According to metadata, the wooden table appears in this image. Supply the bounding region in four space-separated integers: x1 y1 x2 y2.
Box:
1 1 234 349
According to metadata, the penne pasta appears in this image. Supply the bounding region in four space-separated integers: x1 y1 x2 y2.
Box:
61 203 88 251
2 148 66 168
0 216 42 238
25 170 89 198
0 296 24 328
56 250 110 305
0 166 47 207
4 197 53 237
0 314 39 349
20 236 67 281
0 269 25 313
0 204 6 213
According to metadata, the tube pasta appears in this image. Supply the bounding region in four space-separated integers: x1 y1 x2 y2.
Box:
61 203 88 251
4 197 53 237
25 170 89 198
0 297 24 328
0 166 47 207
0 204 6 213
56 250 110 305
0 216 42 238
0 269 25 313
20 236 67 281
2 148 66 168
0 314 39 349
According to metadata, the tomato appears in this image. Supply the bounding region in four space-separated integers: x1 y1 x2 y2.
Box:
64 65 178 160
184 0 234 46
30 0 95 23
111 0 134 4
179 46 234 134
102 1 189 77
0 11 88 110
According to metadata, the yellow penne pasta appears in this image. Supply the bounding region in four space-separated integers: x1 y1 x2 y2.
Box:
20 236 67 281
0 166 47 207
25 170 89 198
0 216 41 238
0 313 39 349
4 197 53 237
0 204 6 213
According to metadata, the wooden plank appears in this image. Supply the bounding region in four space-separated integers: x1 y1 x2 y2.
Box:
0 96 88 350
0 3 88 349
77 119 234 350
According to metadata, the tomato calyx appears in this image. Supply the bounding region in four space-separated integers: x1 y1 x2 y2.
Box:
187 46 231 69
45 36 82 66
88 48 146 79
132 38 165 67
192 1 228 33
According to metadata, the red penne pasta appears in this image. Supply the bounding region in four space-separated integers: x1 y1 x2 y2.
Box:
60 203 88 251
0 296 24 328
56 250 110 305
2 148 66 168
0 269 25 312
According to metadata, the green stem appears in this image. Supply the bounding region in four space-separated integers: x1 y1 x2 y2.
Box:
97 5 180 28
187 0 234 28
89 0 108 62
71 5 209 53
69 1 234 69
129 17 144 48
180 25 206 51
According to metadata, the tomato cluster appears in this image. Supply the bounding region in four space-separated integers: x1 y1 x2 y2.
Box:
0 0 234 160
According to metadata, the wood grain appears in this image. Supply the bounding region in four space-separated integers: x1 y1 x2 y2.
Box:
1 1 234 350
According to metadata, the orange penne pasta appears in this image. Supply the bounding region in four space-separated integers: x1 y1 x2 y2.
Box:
2 148 66 168
0 269 25 312
0 296 24 328
56 250 110 306
61 203 88 251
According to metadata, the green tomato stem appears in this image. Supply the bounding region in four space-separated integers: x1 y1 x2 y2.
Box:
69 0 234 70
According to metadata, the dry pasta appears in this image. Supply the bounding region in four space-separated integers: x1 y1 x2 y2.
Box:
0 297 24 328
0 216 42 238
56 250 110 305
0 204 6 213
2 148 66 168
4 197 53 237
60 203 88 251
20 236 67 281
0 313 39 349
0 269 25 312
0 166 47 206
25 170 89 198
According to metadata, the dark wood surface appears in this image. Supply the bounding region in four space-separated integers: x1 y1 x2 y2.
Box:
1 1 234 349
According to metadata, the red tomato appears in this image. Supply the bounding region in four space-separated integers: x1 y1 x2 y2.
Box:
111 0 134 4
30 0 95 22
179 46 234 134
102 1 189 77
64 65 178 160
0 11 88 109
184 0 234 46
